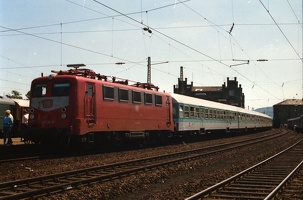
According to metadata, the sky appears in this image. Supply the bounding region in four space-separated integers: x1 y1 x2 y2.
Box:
0 0 302 110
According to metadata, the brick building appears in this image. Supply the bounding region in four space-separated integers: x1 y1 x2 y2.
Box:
273 99 303 127
173 67 245 108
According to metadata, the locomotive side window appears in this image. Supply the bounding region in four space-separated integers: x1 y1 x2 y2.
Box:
155 95 162 106
88 84 93 97
144 93 152 105
33 84 47 97
52 82 70 96
132 91 141 103
103 85 114 100
119 88 129 102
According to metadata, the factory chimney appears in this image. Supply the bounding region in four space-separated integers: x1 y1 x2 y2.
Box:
180 66 184 81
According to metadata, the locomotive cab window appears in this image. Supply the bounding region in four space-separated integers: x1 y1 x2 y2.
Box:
119 88 129 102
144 93 152 105
103 85 115 100
132 91 141 103
33 84 47 97
52 82 70 96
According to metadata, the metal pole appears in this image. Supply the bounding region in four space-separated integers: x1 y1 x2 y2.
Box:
147 57 151 84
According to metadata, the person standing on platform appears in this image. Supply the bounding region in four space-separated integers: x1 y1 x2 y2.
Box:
3 110 13 145
21 110 29 142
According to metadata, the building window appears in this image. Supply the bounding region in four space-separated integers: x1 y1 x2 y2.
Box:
229 90 235 96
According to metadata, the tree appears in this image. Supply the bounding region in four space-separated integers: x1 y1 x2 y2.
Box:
6 90 23 99
25 91 30 99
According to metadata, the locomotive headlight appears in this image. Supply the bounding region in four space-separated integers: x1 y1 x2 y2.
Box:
29 114 35 120
30 108 35 113
61 113 67 119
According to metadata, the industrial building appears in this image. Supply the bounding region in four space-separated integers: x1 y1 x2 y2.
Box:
173 67 245 108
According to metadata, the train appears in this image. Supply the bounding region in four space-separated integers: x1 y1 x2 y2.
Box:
0 97 29 135
287 115 303 132
27 64 272 146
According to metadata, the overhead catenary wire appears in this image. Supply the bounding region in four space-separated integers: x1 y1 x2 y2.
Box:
259 0 302 62
175 0 281 100
1 1 300 106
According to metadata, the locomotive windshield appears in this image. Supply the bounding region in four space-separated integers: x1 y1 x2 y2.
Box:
52 82 70 96
32 84 47 97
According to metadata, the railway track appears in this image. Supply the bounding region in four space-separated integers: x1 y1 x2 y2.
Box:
0 130 282 164
0 130 290 199
185 138 303 200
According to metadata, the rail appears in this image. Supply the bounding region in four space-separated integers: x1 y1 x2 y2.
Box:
0 130 288 199
185 138 303 200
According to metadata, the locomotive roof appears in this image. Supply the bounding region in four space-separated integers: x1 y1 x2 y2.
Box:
46 67 161 91
171 93 272 119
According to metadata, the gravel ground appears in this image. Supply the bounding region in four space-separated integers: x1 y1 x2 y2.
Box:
1 129 301 199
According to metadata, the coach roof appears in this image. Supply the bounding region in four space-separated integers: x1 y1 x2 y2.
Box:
170 93 271 119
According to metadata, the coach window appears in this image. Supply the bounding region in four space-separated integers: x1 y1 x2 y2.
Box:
209 109 213 119
218 110 221 120
155 95 162 106
184 106 189 118
230 112 234 120
118 88 129 102
195 107 200 118
103 85 115 101
33 84 47 97
189 106 195 118
144 93 153 105
205 108 208 119
132 91 141 103
200 107 204 119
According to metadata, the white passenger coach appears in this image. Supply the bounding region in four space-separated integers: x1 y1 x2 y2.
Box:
171 93 272 134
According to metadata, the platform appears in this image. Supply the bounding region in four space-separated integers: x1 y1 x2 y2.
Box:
0 137 26 145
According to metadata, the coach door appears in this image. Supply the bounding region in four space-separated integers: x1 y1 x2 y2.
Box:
85 83 95 125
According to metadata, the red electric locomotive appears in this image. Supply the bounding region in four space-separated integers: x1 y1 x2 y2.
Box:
28 64 174 146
